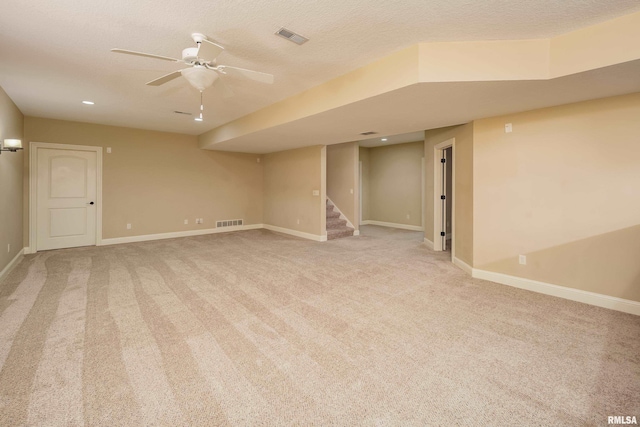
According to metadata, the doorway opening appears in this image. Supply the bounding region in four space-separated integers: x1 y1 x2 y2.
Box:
433 138 455 260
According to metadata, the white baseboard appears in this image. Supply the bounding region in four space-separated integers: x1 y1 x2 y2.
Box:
453 257 473 275
423 238 434 250
23 247 33 255
473 268 640 316
0 248 25 283
100 224 264 246
353 230 360 236
262 224 326 242
361 220 424 232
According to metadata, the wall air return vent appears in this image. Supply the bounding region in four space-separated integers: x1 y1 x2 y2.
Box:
216 219 244 228
275 27 309 45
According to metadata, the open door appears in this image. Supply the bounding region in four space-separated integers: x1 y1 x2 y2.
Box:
433 139 455 259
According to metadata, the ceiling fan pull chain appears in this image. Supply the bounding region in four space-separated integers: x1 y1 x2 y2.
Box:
194 90 204 122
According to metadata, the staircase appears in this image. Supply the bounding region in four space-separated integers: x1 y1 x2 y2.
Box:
326 199 355 240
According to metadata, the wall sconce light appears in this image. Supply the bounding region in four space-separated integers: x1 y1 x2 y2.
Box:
0 139 23 155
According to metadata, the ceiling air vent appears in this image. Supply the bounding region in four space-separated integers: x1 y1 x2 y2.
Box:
174 110 192 115
275 27 309 45
360 131 378 136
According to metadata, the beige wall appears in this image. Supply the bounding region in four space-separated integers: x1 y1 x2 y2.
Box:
366 141 424 227
263 145 325 237
0 86 24 273
473 93 640 302
327 142 359 229
24 117 263 241
359 147 371 221
424 123 474 266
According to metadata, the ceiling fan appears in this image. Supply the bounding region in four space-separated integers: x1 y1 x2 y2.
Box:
113 33 274 120
112 33 274 91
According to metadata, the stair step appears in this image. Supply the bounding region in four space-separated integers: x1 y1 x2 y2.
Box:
327 226 354 240
326 217 347 229
326 210 340 219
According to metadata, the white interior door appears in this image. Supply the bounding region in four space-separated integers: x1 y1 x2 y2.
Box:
36 148 97 250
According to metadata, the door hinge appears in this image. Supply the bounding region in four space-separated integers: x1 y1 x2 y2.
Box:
440 232 446 237
441 158 446 163
441 195 446 200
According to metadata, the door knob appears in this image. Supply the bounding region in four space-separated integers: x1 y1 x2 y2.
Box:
88 201 95 205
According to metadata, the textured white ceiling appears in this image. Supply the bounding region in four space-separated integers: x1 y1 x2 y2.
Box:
359 131 426 148
1 0 639 136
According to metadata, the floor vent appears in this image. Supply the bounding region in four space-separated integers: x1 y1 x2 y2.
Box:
216 219 243 228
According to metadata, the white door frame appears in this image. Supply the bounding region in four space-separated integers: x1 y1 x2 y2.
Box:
433 138 455 261
29 142 103 253
359 160 363 223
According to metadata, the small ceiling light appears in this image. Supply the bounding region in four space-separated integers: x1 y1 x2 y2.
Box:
194 117 203 122
381 138 388 141
0 139 23 155
82 101 95 105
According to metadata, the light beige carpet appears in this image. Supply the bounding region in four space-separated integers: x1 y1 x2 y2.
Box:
0 226 638 426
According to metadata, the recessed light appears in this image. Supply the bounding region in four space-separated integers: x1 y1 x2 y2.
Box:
381 138 388 141
82 101 94 105
194 117 203 122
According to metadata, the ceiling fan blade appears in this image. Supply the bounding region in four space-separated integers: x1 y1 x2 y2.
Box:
111 48 181 62
197 39 225 62
218 65 274 84
146 70 184 86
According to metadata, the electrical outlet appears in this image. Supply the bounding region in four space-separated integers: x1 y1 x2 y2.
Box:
184 219 188 225
297 219 300 225
126 223 132 230
519 255 526 265
199 218 204 224
406 214 410 219
312 190 319 196
350 188 354 194
505 123 513 133
106 147 112 153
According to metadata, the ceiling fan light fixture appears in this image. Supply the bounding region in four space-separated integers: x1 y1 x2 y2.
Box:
181 66 219 91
